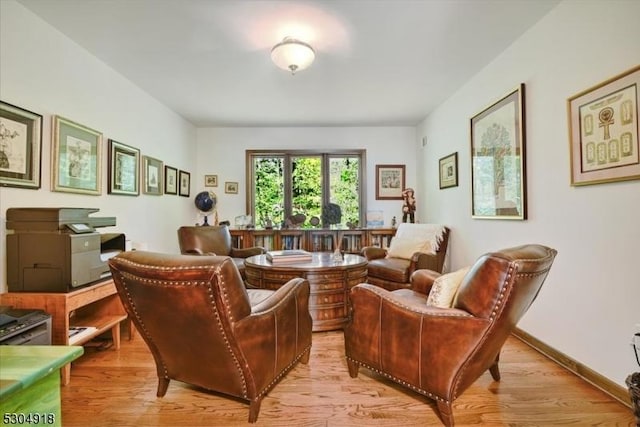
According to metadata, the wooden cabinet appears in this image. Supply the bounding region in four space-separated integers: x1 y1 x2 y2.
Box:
230 228 396 253
0 279 132 385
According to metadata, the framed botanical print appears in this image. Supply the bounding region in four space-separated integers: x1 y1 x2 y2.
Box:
52 116 102 195
205 174 218 187
0 101 42 189
179 170 190 197
471 84 527 220
567 65 640 186
225 181 238 194
439 152 458 189
108 139 139 196
375 164 405 200
164 165 177 195
142 155 163 195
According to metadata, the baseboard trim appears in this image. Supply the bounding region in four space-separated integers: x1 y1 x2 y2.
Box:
512 327 632 409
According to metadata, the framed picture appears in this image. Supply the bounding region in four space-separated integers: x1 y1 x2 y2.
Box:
52 116 102 195
0 101 42 189
142 155 163 195
567 65 640 186
225 181 238 194
439 152 458 189
471 84 527 220
164 165 177 195
179 170 190 197
108 139 139 196
205 174 218 187
375 164 405 200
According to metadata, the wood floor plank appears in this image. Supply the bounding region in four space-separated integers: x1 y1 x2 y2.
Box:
61 330 636 426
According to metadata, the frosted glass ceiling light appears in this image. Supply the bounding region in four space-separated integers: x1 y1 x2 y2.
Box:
271 37 315 74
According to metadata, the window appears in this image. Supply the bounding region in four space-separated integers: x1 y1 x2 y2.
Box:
246 150 366 229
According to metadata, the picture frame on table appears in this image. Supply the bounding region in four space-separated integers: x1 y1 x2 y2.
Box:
142 155 163 195
567 65 640 186
0 101 42 189
108 139 139 196
375 164 405 200
52 115 102 195
164 165 177 195
204 174 218 187
179 170 190 197
439 152 458 189
225 181 238 194
470 84 527 220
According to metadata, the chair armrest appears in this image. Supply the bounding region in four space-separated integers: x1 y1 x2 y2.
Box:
414 251 443 272
410 269 441 295
249 278 308 314
361 246 387 260
231 246 266 258
183 248 214 255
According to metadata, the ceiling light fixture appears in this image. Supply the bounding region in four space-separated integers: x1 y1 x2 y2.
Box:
271 37 315 75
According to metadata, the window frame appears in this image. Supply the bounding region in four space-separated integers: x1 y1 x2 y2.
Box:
245 149 367 228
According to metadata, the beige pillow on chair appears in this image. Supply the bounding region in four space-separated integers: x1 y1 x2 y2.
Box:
386 237 431 260
426 266 470 308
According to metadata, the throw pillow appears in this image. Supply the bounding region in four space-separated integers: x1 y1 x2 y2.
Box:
386 237 431 260
426 266 471 308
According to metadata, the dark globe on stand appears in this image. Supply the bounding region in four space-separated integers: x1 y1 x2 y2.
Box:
194 191 217 226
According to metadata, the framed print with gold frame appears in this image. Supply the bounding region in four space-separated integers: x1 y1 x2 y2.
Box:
204 174 218 187
225 181 238 194
108 139 139 196
142 155 163 195
0 101 42 189
52 115 102 195
439 152 458 189
567 65 640 186
470 84 526 220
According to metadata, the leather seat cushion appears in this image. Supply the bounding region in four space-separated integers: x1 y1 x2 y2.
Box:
367 258 411 283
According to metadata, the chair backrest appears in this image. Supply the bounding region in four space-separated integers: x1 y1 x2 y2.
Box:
177 225 232 256
452 244 557 392
108 251 252 392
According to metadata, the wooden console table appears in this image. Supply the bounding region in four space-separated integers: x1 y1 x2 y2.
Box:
244 252 367 331
0 279 132 385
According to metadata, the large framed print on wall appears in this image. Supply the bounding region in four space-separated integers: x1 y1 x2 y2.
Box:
375 164 405 200
0 101 42 189
52 116 102 195
470 84 527 220
567 65 640 186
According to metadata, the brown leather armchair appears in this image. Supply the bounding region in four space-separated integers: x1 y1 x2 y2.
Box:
362 224 450 291
344 244 557 426
177 225 265 279
109 251 313 423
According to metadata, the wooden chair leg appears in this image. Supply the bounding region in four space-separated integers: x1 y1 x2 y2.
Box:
437 400 454 427
489 353 501 381
156 377 170 397
346 358 359 378
248 398 262 423
300 348 311 364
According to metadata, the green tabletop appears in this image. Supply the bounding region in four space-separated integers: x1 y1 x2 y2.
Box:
0 345 84 399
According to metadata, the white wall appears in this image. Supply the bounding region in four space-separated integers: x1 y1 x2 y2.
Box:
195 126 417 226
0 1 197 292
417 0 640 387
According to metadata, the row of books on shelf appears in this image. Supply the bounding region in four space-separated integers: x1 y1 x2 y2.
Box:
266 250 313 264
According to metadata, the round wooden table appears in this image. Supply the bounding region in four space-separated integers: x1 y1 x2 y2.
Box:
244 252 368 331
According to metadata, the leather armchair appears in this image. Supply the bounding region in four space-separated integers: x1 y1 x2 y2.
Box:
109 251 312 423
177 225 265 279
344 244 557 426
362 224 450 291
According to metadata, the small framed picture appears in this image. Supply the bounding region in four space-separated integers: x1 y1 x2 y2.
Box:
225 181 238 194
142 155 163 195
108 139 139 196
375 164 405 200
52 115 102 195
0 101 42 189
164 165 177 195
205 174 218 187
439 152 458 189
179 170 191 197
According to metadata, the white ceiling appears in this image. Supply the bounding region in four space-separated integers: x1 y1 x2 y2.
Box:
18 0 559 127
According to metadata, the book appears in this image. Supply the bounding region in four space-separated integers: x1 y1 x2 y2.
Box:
266 250 313 264
68 326 98 345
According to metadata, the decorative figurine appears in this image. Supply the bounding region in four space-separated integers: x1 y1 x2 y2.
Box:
402 188 416 223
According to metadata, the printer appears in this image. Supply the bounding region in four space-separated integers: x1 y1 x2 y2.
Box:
6 207 125 292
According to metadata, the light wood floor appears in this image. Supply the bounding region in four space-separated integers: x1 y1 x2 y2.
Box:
61 329 635 426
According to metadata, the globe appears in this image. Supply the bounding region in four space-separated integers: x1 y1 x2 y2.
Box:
194 191 217 225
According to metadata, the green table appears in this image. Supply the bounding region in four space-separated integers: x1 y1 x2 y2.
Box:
0 346 83 427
